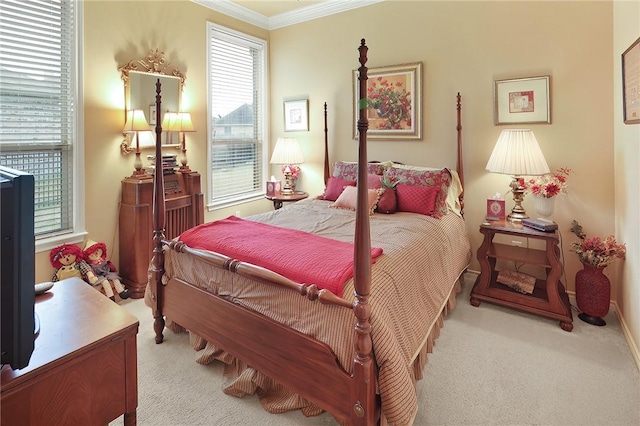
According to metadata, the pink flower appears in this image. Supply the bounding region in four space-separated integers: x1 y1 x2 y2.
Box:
282 164 301 179
523 168 571 198
570 220 626 267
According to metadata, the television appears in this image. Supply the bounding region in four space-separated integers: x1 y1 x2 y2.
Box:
1 165 36 370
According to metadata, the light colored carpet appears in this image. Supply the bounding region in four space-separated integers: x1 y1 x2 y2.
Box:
117 275 640 425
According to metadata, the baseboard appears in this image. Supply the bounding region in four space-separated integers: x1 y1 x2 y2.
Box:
613 301 640 372
462 270 640 372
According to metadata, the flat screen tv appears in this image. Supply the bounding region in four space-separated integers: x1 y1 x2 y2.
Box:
1 165 36 370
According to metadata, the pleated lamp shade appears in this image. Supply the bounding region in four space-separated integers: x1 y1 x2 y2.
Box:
486 129 550 176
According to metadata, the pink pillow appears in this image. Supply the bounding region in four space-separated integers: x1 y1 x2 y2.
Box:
376 187 397 214
322 177 356 201
384 167 452 218
366 173 383 189
396 184 439 216
330 186 381 215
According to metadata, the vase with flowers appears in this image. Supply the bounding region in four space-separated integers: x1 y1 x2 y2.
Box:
570 220 626 326
524 167 571 218
282 164 301 192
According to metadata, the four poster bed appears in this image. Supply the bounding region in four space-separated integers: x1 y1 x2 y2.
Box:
146 40 471 425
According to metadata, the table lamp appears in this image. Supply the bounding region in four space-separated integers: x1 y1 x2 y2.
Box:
175 112 195 171
270 137 304 194
485 129 550 222
122 109 151 177
162 111 195 171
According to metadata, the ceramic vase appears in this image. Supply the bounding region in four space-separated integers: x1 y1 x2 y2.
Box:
534 195 555 218
575 262 610 326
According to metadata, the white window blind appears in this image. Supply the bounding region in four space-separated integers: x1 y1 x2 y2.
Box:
207 23 267 208
0 0 78 238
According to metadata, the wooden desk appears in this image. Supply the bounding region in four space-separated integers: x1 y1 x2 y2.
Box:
1 278 139 425
470 220 573 332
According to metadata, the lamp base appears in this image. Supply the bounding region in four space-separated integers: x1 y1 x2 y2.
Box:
281 171 294 194
508 176 529 222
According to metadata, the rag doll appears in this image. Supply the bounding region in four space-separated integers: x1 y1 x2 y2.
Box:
49 243 97 283
83 239 130 302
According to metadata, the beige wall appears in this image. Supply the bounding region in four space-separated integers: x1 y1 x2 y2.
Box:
614 0 640 365
269 0 614 292
35 1 630 355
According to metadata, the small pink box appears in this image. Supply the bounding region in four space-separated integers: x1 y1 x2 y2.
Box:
486 198 506 220
266 180 282 197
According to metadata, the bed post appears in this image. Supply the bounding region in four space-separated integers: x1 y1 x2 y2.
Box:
323 102 330 185
456 92 464 214
150 78 166 344
351 39 377 426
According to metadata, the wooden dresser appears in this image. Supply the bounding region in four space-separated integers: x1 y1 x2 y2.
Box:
119 170 204 298
1 278 139 425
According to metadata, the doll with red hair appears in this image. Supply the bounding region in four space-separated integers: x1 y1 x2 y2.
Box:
83 239 130 301
49 243 97 283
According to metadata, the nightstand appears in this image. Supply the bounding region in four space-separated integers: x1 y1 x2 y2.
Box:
265 191 308 209
470 220 573 332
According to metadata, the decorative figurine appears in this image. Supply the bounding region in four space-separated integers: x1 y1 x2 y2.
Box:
83 239 131 302
49 243 97 283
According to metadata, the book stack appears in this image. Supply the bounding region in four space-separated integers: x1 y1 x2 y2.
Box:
145 155 178 174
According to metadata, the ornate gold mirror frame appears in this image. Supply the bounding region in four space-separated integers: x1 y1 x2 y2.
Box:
119 49 186 154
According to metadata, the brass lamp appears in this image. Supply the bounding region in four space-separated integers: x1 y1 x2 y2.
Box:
270 137 304 194
122 109 151 177
485 129 550 222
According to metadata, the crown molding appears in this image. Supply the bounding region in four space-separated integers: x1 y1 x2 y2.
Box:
192 0 384 30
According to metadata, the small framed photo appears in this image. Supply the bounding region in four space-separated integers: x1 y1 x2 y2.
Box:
622 37 640 124
283 99 309 132
494 76 551 125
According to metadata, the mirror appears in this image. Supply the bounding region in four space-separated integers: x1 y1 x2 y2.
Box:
119 49 185 153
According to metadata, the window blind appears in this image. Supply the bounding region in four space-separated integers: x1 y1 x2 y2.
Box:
208 24 266 208
0 0 77 238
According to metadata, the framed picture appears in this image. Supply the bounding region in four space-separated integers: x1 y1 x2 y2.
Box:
283 99 309 131
494 76 551 125
352 62 422 140
622 37 640 124
148 104 156 125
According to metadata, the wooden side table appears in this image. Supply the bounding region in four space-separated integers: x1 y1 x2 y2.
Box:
1 278 139 425
470 220 573 332
265 191 309 209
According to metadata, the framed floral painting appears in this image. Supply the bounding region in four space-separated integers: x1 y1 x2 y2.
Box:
352 62 422 140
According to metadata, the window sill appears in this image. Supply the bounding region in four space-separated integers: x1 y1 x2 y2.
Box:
36 231 88 254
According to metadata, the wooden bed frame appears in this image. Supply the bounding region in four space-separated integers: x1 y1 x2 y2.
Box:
148 39 464 425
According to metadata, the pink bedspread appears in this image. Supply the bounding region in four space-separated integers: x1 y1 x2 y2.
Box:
178 215 383 296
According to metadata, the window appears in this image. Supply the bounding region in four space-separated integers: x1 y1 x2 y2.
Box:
0 0 83 249
207 23 267 209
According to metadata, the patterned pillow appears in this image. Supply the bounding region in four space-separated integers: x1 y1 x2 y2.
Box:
384 167 452 218
332 161 386 181
396 184 439 216
330 186 380 215
321 177 356 201
376 187 397 214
